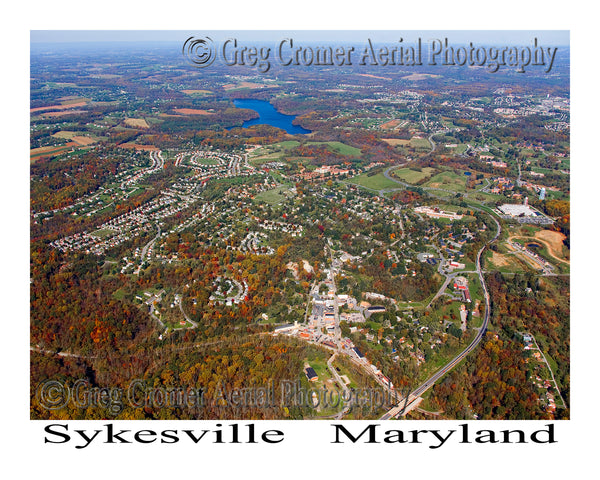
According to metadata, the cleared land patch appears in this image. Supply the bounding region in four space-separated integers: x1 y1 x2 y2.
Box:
508 233 569 265
380 119 401 129
402 73 441 80
124 118 150 129
534 230 568 261
306 141 361 156
30 144 78 161
392 167 436 184
30 101 88 113
52 131 98 145
182 89 213 95
346 172 399 191
173 108 214 115
223 82 275 91
424 171 467 192
254 186 295 205
382 138 411 146
39 110 87 118
410 137 433 149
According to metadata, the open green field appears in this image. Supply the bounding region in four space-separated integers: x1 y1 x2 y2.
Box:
427 300 463 326
91 228 115 238
254 185 295 205
424 171 468 192
196 157 220 166
181 89 213 96
392 167 436 184
278 140 302 148
530 166 558 175
306 141 361 156
453 144 469 154
51 131 79 139
248 153 284 164
248 140 300 163
346 172 399 191
465 273 484 304
410 137 432 150
258 140 300 153
465 190 502 204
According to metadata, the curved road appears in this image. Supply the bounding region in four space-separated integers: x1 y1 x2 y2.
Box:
379 182 502 419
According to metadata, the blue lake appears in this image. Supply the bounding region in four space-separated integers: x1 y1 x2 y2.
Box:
231 99 311 135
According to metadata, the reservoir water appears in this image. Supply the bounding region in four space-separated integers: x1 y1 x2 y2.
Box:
232 99 311 135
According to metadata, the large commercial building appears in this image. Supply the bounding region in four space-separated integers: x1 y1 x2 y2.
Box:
497 203 538 217
414 206 463 220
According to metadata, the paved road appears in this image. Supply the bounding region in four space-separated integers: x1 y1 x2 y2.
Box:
327 352 353 420
178 293 198 329
380 208 501 419
140 224 161 263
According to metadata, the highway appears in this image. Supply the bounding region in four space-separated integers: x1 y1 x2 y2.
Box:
345 159 505 419
380 210 501 419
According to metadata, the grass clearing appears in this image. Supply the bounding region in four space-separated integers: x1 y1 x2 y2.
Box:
392 167 436 184
254 185 295 205
124 118 150 129
424 171 468 192
306 141 361 156
91 228 115 238
410 137 432 150
346 172 399 191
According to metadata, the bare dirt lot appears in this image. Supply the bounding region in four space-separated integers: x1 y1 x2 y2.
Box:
489 251 511 267
535 230 568 260
508 230 570 265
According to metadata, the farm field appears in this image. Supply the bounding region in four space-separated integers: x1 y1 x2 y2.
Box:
30 101 88 113
30 144 75 162
173 108 214 115
124 118 150 129
382 138 411 146
181 89 213 96
51 131 99 145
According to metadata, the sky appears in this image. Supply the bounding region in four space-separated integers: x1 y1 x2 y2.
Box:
30 30 570 46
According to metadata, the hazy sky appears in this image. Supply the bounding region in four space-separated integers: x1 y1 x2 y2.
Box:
31 30 569 45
